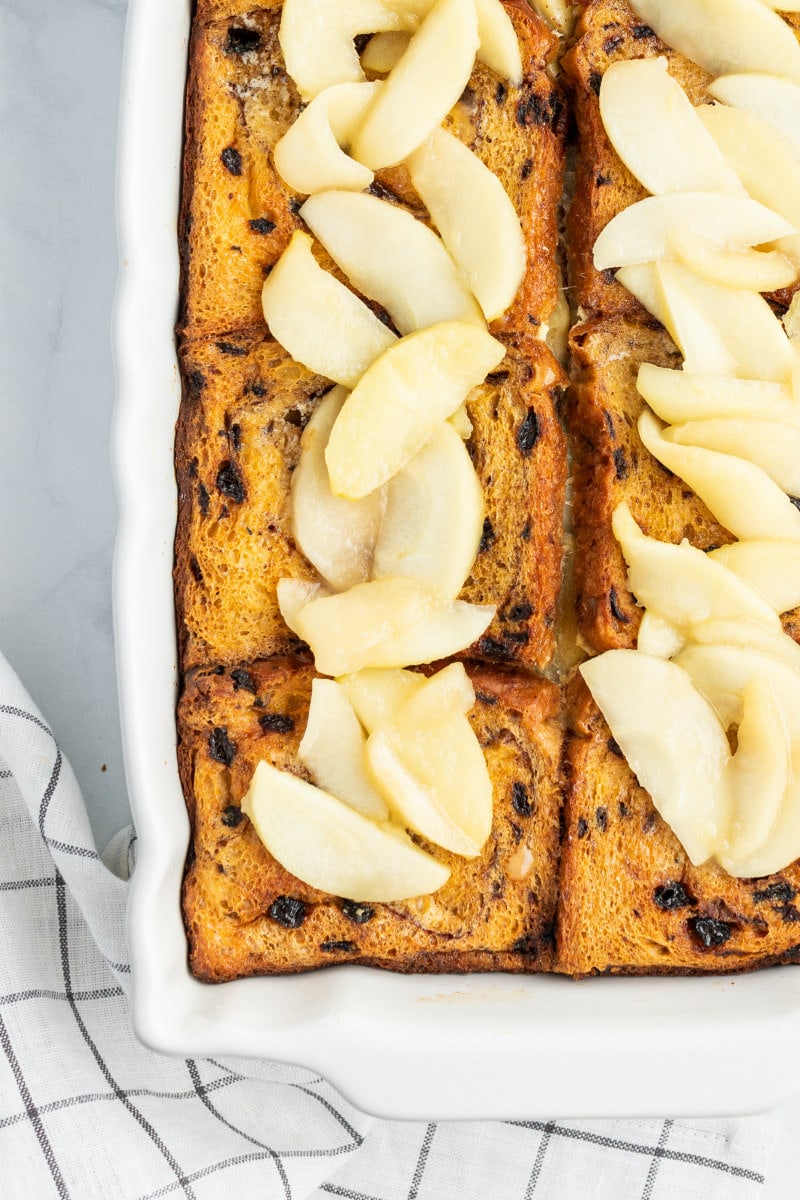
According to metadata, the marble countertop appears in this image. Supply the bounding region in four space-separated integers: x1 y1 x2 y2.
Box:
0 0 797 1191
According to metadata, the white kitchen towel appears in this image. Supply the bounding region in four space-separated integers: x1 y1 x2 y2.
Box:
0 649 776 1199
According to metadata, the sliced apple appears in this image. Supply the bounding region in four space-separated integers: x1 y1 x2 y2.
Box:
261 232 396 388
279 0 414 101
612 502 780 633
361 31 410 73
241 760 450 901
276 577 328 631
300 191 483 335
593 193 792 271
580 650 730 866
668 229 797 293
698 105 800 260
284 577 495 676
351 0 480 171
372 422 484 598
407 127 526 320
325 321 505 499
675 644 800 735
731 773 800 880
473 0 523 81
338 667 425 733
396 661 475 724
665 419 800 496
636 364 796 426
708 74 800 162
291 388 386 592
639 410 800 542
530 0 574 33
367 717 491 856
721 677 790 873
635 612 685 660
598 58 745 197
626 0 800 81
449 403 474 439
298 679 389 820
709 540 800 615
618 262 737 378
690 618 800 675
273 82 379 194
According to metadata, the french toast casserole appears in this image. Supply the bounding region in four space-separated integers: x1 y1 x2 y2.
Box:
176 0 800 981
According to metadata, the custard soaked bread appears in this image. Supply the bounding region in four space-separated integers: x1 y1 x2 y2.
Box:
180 658 564 980
179 1 567 343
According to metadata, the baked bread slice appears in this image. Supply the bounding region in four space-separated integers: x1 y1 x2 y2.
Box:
180 657 564 981
563 0 800 320
178 1 567 344
174 329 568 672
556 676 800 976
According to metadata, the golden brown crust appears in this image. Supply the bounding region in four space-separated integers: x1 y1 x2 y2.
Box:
555 676 800 977
174 332 568 671
567 316 734 653
179 659 564 981
179 4 566 344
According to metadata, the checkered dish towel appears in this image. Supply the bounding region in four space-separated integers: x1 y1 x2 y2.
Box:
0 649 777 1200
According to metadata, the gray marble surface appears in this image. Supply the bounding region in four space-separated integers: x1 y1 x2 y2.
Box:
0 0 797 1190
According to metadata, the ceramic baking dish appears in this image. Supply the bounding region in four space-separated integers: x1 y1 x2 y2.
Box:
112 0 800 1119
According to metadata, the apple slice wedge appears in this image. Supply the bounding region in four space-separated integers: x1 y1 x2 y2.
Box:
241 760 450 901
325 321 505 499
639 410 800 542
338 668 425 733
665 419 800 496
690 618 800 675
407 127 526 320
276 578 328 631
361 31 410 73
372 422 484 598
291 387 386 593
636 365 796 425
261 232 396 388
675 644 800 736
580 650 730 866
298 679 389 820
612 503 780 633
283 577 495 676
273 82 379 194
708 74 800 161
592 193 792 271
350 0 480 170
300 191 483 335
668 229 797 293
709 540 800 614
626 0 800 81
599 58 745 196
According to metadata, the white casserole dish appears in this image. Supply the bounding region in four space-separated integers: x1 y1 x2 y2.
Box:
112 0 800 1119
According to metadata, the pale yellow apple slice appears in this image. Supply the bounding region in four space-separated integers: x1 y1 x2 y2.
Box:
639 410 800 542
593 193 792 271
273 82 379 194
667 229 797 293
300 191 483 335
612 503 781 633
366 694 492 857
675 644 800 734
666 419 800 496
351 0 480 171
276 577 328 630
636 612 685 660
618 262 737 377
396 661 475 724
284 577 495 676
709 540 800 614
637 365 796 425
407 127 526 320
690 618 800 674
241 760 450 901
361 31 410 73
261 232 396 388
730 766 800 879
599 58 745 197
325 321 505 499
291 387 386 592
298 679 389 820
530 0 574 33
372 422 484 598
449 403 473 439
338 668 425 733
720 677 790 874
698 105 800 272
709 74 800 162
580 650 730 865
279 0 413 101
627 0 800 81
